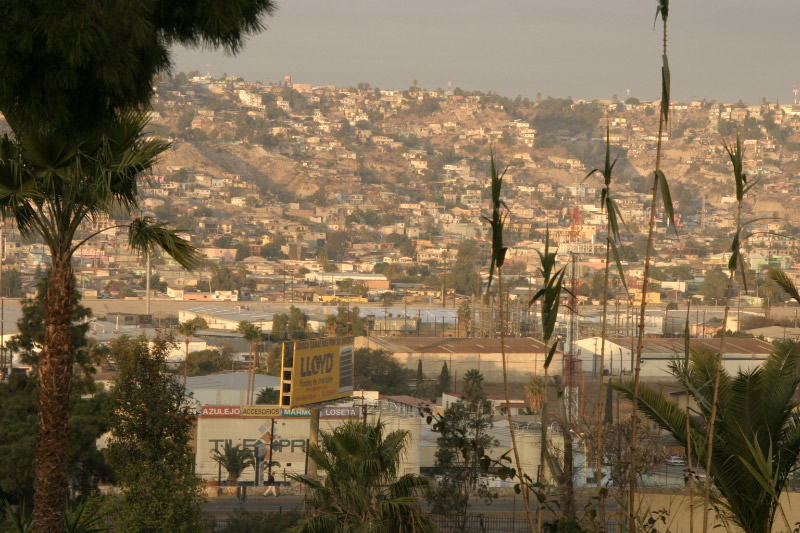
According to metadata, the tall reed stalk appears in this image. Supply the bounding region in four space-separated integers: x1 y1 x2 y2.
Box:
703 136 751 531
485 154 535 532
683 301 694 533
629 2 677 529
585 126 627 530
530 231 567 533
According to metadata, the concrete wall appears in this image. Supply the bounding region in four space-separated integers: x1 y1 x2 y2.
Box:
357 337 562 383
634 491 800 532
195 413 420 483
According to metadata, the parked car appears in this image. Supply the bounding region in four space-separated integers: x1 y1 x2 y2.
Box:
666 455 686 466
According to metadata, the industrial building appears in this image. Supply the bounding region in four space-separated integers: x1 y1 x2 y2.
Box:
356 336 561 382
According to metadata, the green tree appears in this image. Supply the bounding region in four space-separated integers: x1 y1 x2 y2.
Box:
462 369 484 398
612 344 800 533
175 317 208 387
0 1 276 136
176 349 232 377
211 442 254 486
438 362 451 394
235 242 251 261
523 376 545 413
449 239 482 296
105 334 205 532
325 306 366 336
1 267 23 297
271 306 309 341
0 6 280 521
288 420 433 533
210 266 238 291
427 369 497 528
8 277 95 375
353 348 412 395
0 374 110 507
256 387 279 405
0 112 201 531
700 266 728 303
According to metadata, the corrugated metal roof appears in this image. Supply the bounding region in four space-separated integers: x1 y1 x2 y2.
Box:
370 336 550 354
186 371 280 392
607 337 774 356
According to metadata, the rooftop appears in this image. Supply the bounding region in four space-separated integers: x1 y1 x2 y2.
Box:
369 336 550 354
186 372 280 393
606 337 775 356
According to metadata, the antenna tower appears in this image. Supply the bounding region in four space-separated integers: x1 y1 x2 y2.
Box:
794 85 799 105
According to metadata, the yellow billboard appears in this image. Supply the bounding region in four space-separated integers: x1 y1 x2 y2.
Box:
280 337 354 408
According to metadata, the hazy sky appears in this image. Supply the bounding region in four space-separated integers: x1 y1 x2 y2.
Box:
173 0 800 104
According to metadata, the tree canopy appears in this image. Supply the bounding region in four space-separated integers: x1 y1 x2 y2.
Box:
0 0 277 134
353 348 413 395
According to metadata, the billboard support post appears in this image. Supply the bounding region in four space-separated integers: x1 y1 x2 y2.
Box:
308 407 320 478
268 418 275 478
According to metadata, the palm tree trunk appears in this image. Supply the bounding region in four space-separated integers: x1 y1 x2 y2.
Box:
184 337 189 388
248 341 255 404
498 268 535 532
33 257 74 533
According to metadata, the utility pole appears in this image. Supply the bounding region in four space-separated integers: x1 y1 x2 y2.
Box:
145 251 151 316
308 408 320 478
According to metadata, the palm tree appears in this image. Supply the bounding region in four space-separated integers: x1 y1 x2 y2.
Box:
288 420 433 533
176 317 208 387
237 321 256 403
211 442 255 486
523 376 545 414
462 369 484 398
256 387 279 405
239 322 263 404
611 343 800 533
0 112 199 529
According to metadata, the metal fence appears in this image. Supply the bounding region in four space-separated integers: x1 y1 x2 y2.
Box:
429 514 619 533
206 512 619 533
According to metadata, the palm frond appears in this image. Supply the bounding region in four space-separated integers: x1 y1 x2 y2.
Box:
619 341 800 533
768 268 800 305
127 216 200 270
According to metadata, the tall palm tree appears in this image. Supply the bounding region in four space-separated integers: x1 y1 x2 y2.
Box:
0 111 199 529
611 343 800 533
237 321 256 403
175 317 208 387
210 442 255 486
242 323 263 404
288 420 433 533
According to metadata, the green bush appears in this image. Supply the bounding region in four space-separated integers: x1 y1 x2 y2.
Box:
218 510 301 533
